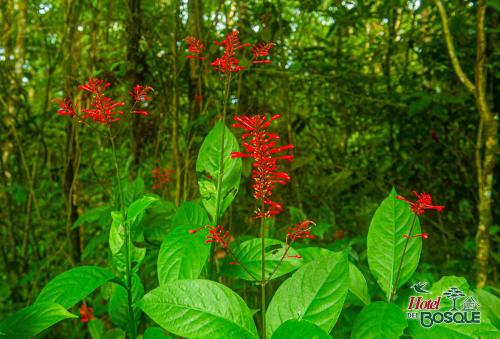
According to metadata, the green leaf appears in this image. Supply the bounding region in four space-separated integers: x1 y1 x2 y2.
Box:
138 279 258 338
367 188 421 301
72 205 113 229
351 301 407 339
266 251 349 337
143 327 171 339
407 276 500 338
110 211 145 272
109 273 144 331
474 288 500 329
296 247 333 263
271 319 332 339
89 319 105 339
222 238 303 281
0 302 77 338
196 122 242 221
35 266 117 308
157 202 210 285
348 263 371 305
127 195 159 224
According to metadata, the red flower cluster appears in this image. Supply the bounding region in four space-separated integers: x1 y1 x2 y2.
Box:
287 220 315 243
79 78 125 124
151 167 175 190
189 225 231 248
55 78 153 125
396 191 445 215
79 303 95 323
184 30 274 76
231 114 293 219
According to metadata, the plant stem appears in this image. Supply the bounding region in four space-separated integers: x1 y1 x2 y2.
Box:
267 241 292 283
390 213 418 303
225 246 259 281
209 73 233 280
108 128 136 339
260 214 267 339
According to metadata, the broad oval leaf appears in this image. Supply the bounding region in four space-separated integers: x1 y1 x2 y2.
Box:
138 279 258 339
35 266 117 308
271 319 332 339
157 202 210 285
196 122 242 221
351 301 407 339
0 302 77 338
127 195 159 224
367 188 421 301
266 251 349 337
222 238 303 281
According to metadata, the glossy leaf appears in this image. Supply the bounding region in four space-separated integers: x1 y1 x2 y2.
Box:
109 211 145 272
127 195 159 224
266 251 349 337
0 302 77 338
271 319 332 339
157 202 210 285
351 301 407 339
196 122 242 221
138 279 258 338
143 327 171 339
367 188 421 301
35 266 117 308
222 238 303 281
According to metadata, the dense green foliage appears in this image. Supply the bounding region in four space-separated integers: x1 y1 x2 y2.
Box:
0 0 498 338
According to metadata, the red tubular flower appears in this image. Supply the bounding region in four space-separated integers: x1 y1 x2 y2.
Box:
403 232 429 239
79 304 95 323
79 78 125 125
188 225 231 248
231 114 294 219
287 220 316 242
210 30 250 74
396 191 445 215
185 37 205 60
54 98 77 116
151 167 175 190
251 42 275 64
130 85 153 102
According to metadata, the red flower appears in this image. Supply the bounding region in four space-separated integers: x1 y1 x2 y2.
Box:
189 225 231 248
403 232 429 239
151 167 175 190
210 30 250 74
185 37 205 60
79 304 95 323
287 220 315 242
251 42 275 64
130 85 153 102
54 98 77 116
231 114 294 219
396 191 445 215
79 78 125 125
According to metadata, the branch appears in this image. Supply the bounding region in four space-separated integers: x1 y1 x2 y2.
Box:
434 0 476 94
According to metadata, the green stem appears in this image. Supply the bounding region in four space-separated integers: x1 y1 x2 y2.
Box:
209 73 233 280
390 213 418 303
108 128 136 339
260 203 267 339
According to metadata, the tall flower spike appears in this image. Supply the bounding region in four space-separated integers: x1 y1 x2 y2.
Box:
54 98 77 116
205 225 231 248
130 84 154 116
151 167 175 190
185 37 205 60
78 78 125 125
231 114 294 219
251 42 275 64
211 30 250 74
396 191 445 216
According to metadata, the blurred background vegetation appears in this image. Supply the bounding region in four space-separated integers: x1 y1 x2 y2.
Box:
0 0 498 336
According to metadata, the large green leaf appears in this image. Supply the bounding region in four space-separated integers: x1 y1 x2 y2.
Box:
222 238 303 281
367 188 421 301
109 273 144 332
297 247 370 304
157 202 210 285
407 276 500 338
351 301 407 339
474 288 500 330
271 319 332 339
138 279 258 338
143 327 171 339
127 195 159 225
196 122 242 221
35 266 117 308
266 251 349 337
0 302 77 338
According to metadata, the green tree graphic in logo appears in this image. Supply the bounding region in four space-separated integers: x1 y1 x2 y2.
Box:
443 287 465 311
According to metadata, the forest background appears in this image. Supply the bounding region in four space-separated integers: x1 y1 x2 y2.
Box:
0 0 498 336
